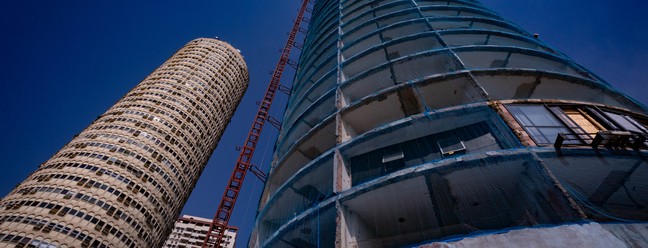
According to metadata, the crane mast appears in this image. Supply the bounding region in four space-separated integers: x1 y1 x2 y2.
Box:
202 0 310 246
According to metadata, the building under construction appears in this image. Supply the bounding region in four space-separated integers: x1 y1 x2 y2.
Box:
249 0 648 247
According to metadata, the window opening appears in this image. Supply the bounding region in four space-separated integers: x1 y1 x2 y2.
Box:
507 105 575 145
437 136 466 157
507 104 647 149
604 111 648 134
382 150 404 163
562 108 606 137
349 122 503 185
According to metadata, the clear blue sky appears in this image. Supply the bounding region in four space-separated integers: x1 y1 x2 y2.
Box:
0 0 646 246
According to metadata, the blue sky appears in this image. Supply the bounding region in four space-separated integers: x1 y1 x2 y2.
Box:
0 0 646 246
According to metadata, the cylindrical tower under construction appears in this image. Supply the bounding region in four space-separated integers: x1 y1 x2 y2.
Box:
250 0 648 247
0 38 248 248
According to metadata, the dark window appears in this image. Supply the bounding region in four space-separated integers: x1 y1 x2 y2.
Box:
507 105 574 145
604 111 648 134
350 122 503 185
556 107 606 139
508 104 648 147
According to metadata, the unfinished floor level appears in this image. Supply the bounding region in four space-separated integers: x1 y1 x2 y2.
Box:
249 0 648 247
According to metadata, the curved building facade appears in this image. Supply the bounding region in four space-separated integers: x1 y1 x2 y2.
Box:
0 38 248 248
251 0 648 247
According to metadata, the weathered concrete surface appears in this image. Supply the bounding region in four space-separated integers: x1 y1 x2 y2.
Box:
418 223 648 248
602 223 648 248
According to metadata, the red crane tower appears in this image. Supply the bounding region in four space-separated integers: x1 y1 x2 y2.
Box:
202 0 311 247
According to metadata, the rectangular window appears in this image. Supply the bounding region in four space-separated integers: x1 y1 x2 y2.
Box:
350 122 502 185
604 111 648 134
60 207 71 216
508 104 647 147
507 105 574 145
381 150 404 163
561 108 605 136
71 229 80 238
548 107 599 143
437 136 466 156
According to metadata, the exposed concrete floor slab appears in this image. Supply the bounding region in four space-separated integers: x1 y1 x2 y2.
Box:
418 223 648 248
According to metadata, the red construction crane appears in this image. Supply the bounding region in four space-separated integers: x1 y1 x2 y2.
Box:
202 0 310 247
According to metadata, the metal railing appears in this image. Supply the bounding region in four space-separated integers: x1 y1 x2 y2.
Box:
554 130 647 150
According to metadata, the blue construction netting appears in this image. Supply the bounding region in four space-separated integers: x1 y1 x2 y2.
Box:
249 0 648 247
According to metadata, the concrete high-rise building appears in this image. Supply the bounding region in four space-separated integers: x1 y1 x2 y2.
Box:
0 38 248 248
250 0 648 247
163 215 236 248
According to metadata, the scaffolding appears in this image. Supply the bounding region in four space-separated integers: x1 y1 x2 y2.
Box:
249 0 648 247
